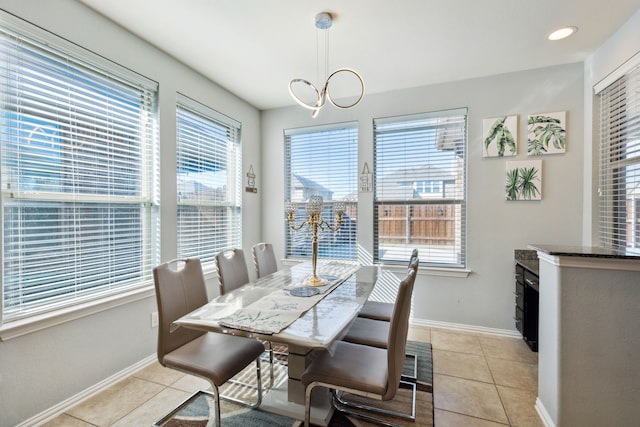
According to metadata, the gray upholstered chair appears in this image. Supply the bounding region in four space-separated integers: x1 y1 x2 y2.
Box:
341 315 390 349
217 247 282 386
301 268 417 426
341 256 419 382
252 242 278 279
152 258 264 427
215 248 250 295
252 241 288 365
357 248 419 321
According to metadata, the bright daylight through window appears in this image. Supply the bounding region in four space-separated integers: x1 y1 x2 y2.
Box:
0 13 159 323
598 63 640 254
176 95 242 263
285 123 358 260
374 109 467 267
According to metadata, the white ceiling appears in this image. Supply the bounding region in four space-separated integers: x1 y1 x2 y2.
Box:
77 0 640 111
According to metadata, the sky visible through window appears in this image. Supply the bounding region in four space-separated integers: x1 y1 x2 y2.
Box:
288 127 357 200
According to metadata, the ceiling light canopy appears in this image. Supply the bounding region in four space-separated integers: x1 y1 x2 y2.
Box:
548 26 577 41
288 12 365 118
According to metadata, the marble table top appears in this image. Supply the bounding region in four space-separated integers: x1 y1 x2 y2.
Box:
174 261 381 349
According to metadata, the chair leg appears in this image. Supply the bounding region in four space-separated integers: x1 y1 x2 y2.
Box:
332 380 417 425
254 357 263 408
266 340 275 387
154 358 262 426
304 381 317 427
213 384 221 427
153 390 212 426
262 341 288 389
219 356 263 409
401 352 418 382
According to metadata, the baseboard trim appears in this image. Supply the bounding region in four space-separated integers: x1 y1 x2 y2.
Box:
16 354 157 427
411 318 522 339
535 397 555 427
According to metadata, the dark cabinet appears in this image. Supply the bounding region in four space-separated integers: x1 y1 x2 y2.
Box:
515 262 539 352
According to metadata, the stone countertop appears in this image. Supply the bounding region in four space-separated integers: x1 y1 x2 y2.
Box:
527 244 640 260
515 249 539 275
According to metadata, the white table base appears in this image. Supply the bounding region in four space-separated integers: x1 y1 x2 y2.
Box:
260 376 334 426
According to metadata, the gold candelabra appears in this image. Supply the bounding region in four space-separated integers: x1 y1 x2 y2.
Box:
286 195 345 286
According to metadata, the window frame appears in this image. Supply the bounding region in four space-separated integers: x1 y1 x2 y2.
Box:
0 11 160 332
373 108 468 268
284 122 358 261
597 60 640 253
175 94 242 264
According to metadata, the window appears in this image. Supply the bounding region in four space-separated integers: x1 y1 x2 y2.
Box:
415 180 442 194
374 109 467 267
598 62 640 253
284 123 358 260
176 95 242 263
0 13 159 323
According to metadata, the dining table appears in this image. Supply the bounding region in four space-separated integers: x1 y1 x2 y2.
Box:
172 260 382 425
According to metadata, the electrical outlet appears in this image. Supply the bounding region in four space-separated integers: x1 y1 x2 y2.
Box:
151 311 159 328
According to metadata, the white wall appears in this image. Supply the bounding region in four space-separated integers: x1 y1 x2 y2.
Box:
0 1 261 425
262 62 585 332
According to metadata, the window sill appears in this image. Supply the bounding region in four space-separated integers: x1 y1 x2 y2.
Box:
380 263 471 278
0 285 155 341
283 258 471 278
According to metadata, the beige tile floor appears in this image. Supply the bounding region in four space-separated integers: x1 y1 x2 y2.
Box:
42 326 543 427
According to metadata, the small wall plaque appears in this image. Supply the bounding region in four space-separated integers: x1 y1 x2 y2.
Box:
246 165 257 193
360 162 372 193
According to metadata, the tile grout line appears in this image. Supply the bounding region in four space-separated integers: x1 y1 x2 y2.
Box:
436 408 512 426
478 336 515 426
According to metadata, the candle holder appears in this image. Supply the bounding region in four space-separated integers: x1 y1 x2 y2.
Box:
286 195 345 286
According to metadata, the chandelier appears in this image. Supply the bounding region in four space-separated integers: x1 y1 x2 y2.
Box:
288 12 365 118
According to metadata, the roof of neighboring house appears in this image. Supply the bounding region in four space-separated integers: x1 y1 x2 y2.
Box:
382 164 455 183
377 164 456 200
627 181 640 197
292 173 332 195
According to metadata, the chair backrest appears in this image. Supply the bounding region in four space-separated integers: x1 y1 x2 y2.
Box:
252 242 278 279
215 248 250 294
153 258 208 364
408 249 419 271
384 260 418 400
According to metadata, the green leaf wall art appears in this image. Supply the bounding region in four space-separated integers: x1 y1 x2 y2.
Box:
505 160 542 201
527 111 566 155
483 115 518 157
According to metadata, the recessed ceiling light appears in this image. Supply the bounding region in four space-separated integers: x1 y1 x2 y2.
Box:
548 26 577 41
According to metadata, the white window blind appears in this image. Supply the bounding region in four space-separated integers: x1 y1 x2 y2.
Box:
598 63 640 253
284 123 358 260
176 95 242 263
374 109 467 267
0 12 159 322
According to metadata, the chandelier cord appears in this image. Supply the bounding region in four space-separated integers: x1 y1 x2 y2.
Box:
324 28 329 86
315 26 330 88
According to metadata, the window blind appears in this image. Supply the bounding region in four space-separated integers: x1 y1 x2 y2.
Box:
176 94 242 263
374 109 467 267
598 63 640 253
0 12 159 322
284 123 358 260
